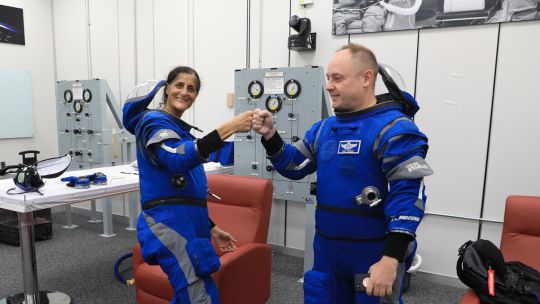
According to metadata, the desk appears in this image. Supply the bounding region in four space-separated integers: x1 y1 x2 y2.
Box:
0 164 139 304
0 163 232 304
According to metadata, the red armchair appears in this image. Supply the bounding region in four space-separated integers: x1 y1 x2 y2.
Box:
132 174 273 304
460 195 540 303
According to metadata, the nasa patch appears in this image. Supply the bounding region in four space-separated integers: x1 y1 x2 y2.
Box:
338 140 361 154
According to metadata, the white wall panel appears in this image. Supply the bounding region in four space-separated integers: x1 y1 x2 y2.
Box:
153 0 192 123
135 0 155 83
483 22 540 221
53 0 89 81
89 0 121 130
117 0 136 103
251 0 290 68
285 201 306 250
416 216 478 277
268 199 286 246
193 0 247 135
350 31 418 94
414 25 498 218
290 1 348 69
154 0 189 78
480 222 503 248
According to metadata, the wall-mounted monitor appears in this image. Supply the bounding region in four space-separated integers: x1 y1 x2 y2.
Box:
0 5 25 45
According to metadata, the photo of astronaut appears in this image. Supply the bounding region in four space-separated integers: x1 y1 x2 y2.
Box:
332 0 540 35
0 5 25 45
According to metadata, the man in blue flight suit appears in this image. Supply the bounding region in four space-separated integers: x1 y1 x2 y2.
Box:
252 43 433 303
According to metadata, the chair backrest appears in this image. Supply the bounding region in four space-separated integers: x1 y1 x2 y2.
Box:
500 195 540 271
207 174 272 248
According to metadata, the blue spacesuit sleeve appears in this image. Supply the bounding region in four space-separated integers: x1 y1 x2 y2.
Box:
143 126 205 173
374 118 433 238
264 121 323 180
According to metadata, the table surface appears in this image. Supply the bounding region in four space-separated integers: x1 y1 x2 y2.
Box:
0 164 140 213
0 163 233 213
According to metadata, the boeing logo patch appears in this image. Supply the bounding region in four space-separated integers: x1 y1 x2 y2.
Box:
159 130 171 138
338 140 361 154
406 162 429 172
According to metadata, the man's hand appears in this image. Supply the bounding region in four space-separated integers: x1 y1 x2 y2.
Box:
365 256 398 297
211 226 238 253
252 109 275 140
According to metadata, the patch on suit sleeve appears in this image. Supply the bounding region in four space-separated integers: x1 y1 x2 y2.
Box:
337 140 361 154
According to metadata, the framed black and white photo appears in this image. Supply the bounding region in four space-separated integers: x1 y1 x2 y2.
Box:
0 5 25 45
332 0 540 35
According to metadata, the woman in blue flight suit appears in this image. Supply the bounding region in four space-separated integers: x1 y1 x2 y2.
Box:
123 66 253 304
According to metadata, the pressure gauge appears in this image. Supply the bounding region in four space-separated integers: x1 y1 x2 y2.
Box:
73 100 84 113
284 79 301 99
265 95 282 113
83 89 92 102
64 90 73 103
248 80 264 99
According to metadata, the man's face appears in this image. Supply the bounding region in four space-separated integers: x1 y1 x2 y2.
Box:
326 49 372 112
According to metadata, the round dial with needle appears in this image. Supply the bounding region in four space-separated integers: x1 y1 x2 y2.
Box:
265 95 282 113
73 100 84 113
284 79 301 98
64 90 73 103
248 80 264 99
83 89 92 102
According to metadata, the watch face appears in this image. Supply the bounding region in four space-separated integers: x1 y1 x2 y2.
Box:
73 100 84 113
284 79 301 98
83 89 92 102
64 90 73 103
265 95 282 113
248 80 264 99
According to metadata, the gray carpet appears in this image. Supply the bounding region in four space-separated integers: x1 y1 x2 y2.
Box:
0 211 466 303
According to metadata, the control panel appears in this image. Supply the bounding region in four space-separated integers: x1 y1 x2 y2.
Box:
56 79 135 169
234 67 332 202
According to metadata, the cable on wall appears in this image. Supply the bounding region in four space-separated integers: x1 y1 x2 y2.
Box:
477 23 501 241
413 29 420 98
287 0 292 67
246 0 251 69
134 1 138 85
50 0 59 93
258 0 263 68
85 0 93 79
152 0 156 80
116 0 122 100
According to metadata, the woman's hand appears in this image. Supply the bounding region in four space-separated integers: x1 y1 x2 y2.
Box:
211 226 238 253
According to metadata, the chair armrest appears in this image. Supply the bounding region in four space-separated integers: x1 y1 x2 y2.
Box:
213 243 272 304
459 289 480 304
133 243 145 272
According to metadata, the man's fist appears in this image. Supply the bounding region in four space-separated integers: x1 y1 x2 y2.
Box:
252 109 275 139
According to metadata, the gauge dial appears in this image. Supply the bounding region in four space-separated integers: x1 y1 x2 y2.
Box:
284 79 301 99
248 80 264 99
83 89 92 102
64 90 73 103
265 95 282 113
73 100 84 113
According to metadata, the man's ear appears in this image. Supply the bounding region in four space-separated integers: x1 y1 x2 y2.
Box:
363 69 375 88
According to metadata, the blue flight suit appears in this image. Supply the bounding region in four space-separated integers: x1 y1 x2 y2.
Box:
123 82 220 304
264 100 432 304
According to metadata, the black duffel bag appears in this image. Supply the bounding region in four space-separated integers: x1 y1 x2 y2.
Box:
457 239 540 304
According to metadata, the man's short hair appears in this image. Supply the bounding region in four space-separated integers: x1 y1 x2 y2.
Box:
339 43 378 79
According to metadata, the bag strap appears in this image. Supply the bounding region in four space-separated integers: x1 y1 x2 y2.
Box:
456 240 474 285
